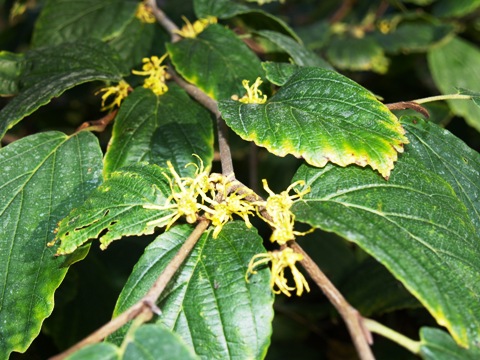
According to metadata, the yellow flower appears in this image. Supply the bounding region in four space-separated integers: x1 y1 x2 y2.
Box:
246 248 310 297
95 80 131 112
256 179 312 245
174 16 217 38
143 159 210 230
132 54 170 96
202 174 255 238
235 77 267 104
135 1 156 24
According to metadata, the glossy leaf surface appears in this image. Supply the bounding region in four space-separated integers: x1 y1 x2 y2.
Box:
0 51 24 96
167 24 263 100
255 30 331 68
66 324 198 360
53 163 172 255
292 121 480 347
104 86 214 178
428 36 480 131
0 131 103 357
111 222 274 360
219 66 408 178
420 327 480 359
32 0 137 47
0 39 127 138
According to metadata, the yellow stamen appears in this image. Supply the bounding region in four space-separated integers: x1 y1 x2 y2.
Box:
95 80 130 112
174 16 217 38
132 54 170 96
236 77 267 104
135 1 156 24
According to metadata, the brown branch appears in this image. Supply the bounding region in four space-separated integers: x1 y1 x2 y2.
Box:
329 0 355 24
49 219 210 360
290 242 375 360
145 0 181 43
75 109 118 133
385 101 430 119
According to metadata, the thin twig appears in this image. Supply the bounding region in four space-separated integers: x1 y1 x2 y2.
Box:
412 94 472 104
363 318 421 354
290 242 375 360
145 0 181 42
49 219 210 360
75 109 118 133
329 0 354 24
385 101 430 118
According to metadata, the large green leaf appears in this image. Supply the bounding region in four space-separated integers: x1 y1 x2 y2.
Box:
0 131 103 357
433 0 480 17
375 21 454 54
428 36 480 132
110 222 274 360
32 0 137 47
66 324 198 360
108 16 168 69
292 133 480 347
420 327 480 359
255 30 332 68
167 24 263 100
194 0 298 40
219 66 409 179
326 35 389 74
53 163 172 255
401 116 480 229
0 39 128 139
0 51 24 96
104 86 214 178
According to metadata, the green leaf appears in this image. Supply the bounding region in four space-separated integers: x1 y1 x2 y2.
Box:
255 30 332 68
194 0 299 41
110 222 274 359
65 324 199 360
0 51 24 96
375 22 454 54
219 66 409 179
420 327 480 359
401 116 480 230
428 36 480 131
262 61 299 86
123 324 198 360
433 0 480 17
108 16 168 69
104 86 214 178
292 147 480 347
167 24 263 100
326 35 389 74
65 343 119 360
32 0 138 47
53 163 172 255
194 0 249 18
457 87 480 108
0 39 128 139
0 131 103 357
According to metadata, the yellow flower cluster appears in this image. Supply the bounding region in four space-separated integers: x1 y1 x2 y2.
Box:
132 54 171 96
95 80 131 112
246 248 310 296
234 77 268 104
135 1 156 24
143 157 254 238
174 16 217 38
143 154 312 297
256 180 312 245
